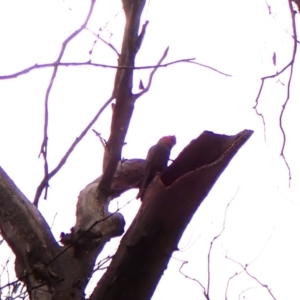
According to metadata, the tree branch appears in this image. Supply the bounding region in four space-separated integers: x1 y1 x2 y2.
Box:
134 46 170 99
253 1 297 185
0 166 59 297
90 130 253 300
33 96 114 206
38 0 96 201
97 0 147 197
0 59 231 79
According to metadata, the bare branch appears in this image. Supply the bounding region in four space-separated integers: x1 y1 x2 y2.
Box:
225 229 273 299
188 61 232 76
253 79 267 141
225 229 275 300
278 0 297 186
38 0 96 201
178 260 208 299
225 270 243 300
243 269 277 300
206 188 239 297
85 27 121 57
93 255 113 273
253 1 297 185
0 59 231 80
226 256 277 300
33 96 114 206
92 128 108 149
134 46 170 99
97 0 148 197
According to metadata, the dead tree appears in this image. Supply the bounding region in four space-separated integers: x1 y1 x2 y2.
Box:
0 0 253 299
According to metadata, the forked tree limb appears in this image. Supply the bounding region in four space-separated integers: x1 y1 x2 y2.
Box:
98 0 147 196
0 159 144 299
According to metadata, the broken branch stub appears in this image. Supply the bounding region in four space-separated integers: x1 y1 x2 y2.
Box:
62 159 145 248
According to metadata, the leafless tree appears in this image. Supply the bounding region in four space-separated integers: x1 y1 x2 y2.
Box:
3 0 298 299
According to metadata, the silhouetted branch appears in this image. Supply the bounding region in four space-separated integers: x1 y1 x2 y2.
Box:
253 1 297 185
86 27 121 57
278 0 297 185
253 80 267 141
33 96 114 206
225 230 275 300
134 46 170 98
226 256 277 300
97 0 148 197
0 59 232 80
187 61 232 76
93 255 113 273
225 270 243 300
179 260 208 299
38 0 96 202
206 188 239 298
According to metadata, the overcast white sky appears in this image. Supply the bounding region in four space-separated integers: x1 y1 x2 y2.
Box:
0 0 300 299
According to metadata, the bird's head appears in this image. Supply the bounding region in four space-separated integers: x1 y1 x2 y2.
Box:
159 135 176 148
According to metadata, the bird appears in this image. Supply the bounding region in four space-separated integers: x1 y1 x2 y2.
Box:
137 135 176 200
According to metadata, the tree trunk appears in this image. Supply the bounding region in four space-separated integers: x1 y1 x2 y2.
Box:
0 0 253 298
90 130 253 300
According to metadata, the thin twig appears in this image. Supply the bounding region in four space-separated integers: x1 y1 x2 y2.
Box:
33 96 114 206
86 27 121 57
178 260 208 299
92 128 108 148
206 188 238 297
38 0 96 201
226 256 277 300
253 79 267 141
253 1 297 185
225 270 243 300
93 255 113 273
226 231 275 300
187 61 232 76
134 46 170 99
278 0 297 186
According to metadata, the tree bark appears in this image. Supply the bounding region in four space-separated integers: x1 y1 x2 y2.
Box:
0 167 97 299
90 130 253 300
0 0 254 298
99 0 147 196
0 1 149 299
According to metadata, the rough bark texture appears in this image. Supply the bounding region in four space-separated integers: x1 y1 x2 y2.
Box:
0 129 252 300
98 0 147 196
62 159 145 247
0 159 144 300
89 130 253 300
0 167 97 299
0 0 254 299
0 1 148 299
